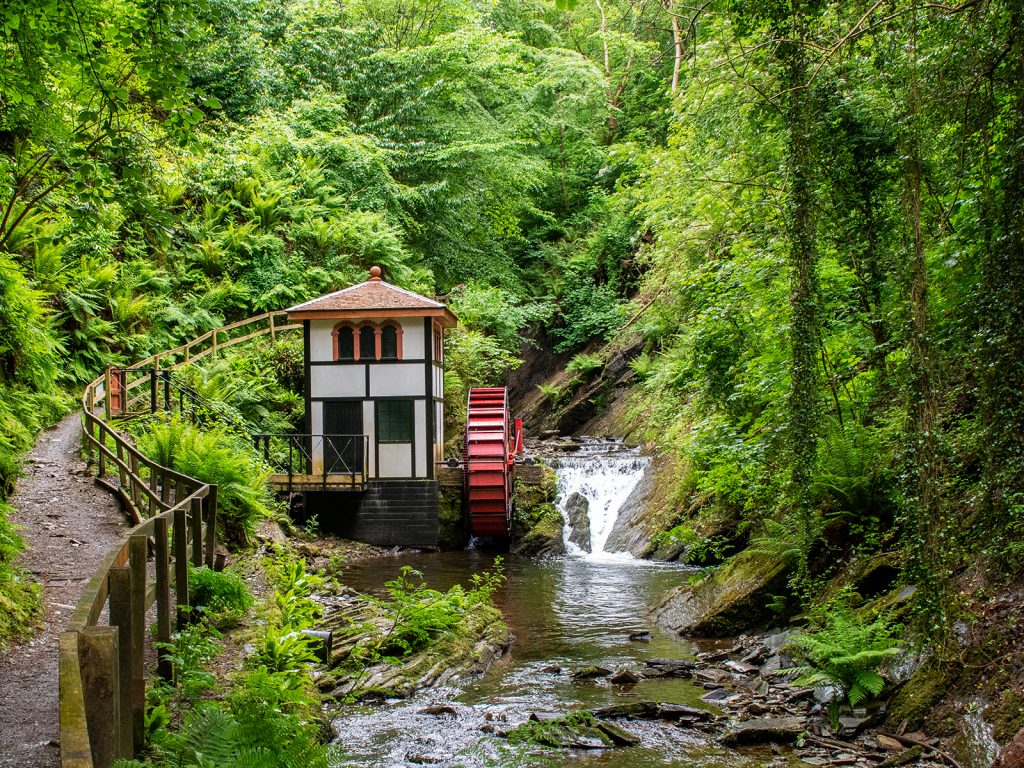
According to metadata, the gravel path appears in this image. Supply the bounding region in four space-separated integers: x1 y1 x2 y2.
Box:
0 415 128 767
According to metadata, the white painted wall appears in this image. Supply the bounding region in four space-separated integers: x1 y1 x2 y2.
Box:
369 364 424 397
311 365 365 399
363 401 376 477
415 401 427 477
378 444 412 477
402 319 425 359
309 319 336 362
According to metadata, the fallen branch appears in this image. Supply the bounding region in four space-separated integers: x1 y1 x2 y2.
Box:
876 731 963 768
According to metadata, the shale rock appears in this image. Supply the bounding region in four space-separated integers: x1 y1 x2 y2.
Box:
720 716 806 746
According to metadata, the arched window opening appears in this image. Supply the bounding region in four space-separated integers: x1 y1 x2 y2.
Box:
381 324 399 359
335 325 355 360
359 325 376 360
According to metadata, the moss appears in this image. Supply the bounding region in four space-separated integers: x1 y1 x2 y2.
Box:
986 689 1024 744
437 485 467 550
652 548 790 637
506 710 636 749
886 663 949 729
511 465 565 556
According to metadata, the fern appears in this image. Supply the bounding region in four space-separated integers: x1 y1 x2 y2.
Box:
784 607 903 718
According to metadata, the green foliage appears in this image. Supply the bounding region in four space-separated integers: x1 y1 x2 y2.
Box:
188 566 254 624
0 503 42 647
358 561 505 662
137 417 274 546
785 607 903 715
565 352 603 376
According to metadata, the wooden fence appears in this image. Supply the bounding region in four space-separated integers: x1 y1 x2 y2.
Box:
61 311 299 768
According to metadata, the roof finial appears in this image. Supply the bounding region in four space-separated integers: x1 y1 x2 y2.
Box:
369 265 382 282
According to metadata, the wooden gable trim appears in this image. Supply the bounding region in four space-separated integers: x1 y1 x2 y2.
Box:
289 307 457 327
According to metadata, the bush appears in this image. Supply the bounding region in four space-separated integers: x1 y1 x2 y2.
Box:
188 566 254 623
137 417 274 546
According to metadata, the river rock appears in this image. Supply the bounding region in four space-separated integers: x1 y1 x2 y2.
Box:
629 630 652 642
595 721 641 746
541 664 562 674
1003 727 1024 768
643 658 697 678
418 705 457 717
564 492 591 552
572 665 612 680
650 550 790 637
720 716 806 746
592 701 660 719
656 703 712 722
610 668 641 685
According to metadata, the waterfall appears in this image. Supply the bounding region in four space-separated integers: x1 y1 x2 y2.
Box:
551 439 650 556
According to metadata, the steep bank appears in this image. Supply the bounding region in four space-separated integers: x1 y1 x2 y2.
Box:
508 339 1024 767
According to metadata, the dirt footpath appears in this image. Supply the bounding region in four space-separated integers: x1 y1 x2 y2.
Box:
0 415 128 768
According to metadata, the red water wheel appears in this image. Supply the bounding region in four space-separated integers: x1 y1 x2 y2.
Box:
465 387 516 537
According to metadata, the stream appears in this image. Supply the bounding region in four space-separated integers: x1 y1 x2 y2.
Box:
329 441 773 767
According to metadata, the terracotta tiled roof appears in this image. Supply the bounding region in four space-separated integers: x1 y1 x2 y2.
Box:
286 268 445 314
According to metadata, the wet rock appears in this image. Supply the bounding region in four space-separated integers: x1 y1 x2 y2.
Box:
610 668 641 685
564 492 591 552
832 715 871 738
1002 727 1024 768
651 550 790 637
595 721 641 746
479 723 495 733
418 705 457 717
876 734 905 752
541 664 562 674
406 753 444 764
720 716 806 746
644 658 697 678
529 712 564 722
593 701 660 719
628 630 652 642
880 745 925 766
572 665 612 680
656 703 712 722
693 668 731 685
724 660 759 675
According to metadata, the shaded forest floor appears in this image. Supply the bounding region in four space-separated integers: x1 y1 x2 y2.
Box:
0 416 128 767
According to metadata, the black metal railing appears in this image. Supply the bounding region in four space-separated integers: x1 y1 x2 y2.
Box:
252 433 369 492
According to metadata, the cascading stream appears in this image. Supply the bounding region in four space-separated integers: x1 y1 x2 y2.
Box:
551 439 650 555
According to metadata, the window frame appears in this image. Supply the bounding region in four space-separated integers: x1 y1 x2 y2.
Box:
376 399 414 444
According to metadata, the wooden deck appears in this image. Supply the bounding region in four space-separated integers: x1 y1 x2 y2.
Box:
267 473 366 492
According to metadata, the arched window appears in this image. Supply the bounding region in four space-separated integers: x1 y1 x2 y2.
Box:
333 324 355 361
381 324 399 359
359 325 376 360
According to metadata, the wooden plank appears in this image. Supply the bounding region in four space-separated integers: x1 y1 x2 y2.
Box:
108 567 133 760
204 485 218 569
154 517 171 680
78 626 121 765
190 497 203 567
128 536 147 754
173 505 189 624
58 631 94 768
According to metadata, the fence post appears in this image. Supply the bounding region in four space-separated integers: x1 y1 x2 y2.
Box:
150 369 157 414
190 497 203 567
78 626 121 766
173 505 189 625
204 485 218 569
211 330 218 357
115 442 128 502
97 422 106 479
128 535 147 754
108 566 133 760
269 313 276 341
154 516 172 680
128 453 141 512
104 367 113 421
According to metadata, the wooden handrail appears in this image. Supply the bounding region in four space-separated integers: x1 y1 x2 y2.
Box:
63 310 297 768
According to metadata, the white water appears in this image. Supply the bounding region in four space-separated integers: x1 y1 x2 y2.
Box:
552 439 650 556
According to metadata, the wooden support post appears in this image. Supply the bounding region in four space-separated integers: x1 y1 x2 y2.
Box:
211 330 218 357
160 469 170 507
78 626 122 765
173 505 189 625
190 497 203 567
269 313 276 341
108 567 133 760
58 631 93 767
128 454 141 512
104 367 113 421
115 442 128 495
128 535 146 754
148 465 157 517
204 485 218 569
97 422 106 479
154 517 172 680
150 369 158 414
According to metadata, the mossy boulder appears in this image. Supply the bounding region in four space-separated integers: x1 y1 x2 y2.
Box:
506 710 639 749
650 549 789 637
885 662 949 730
510 464 566 556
